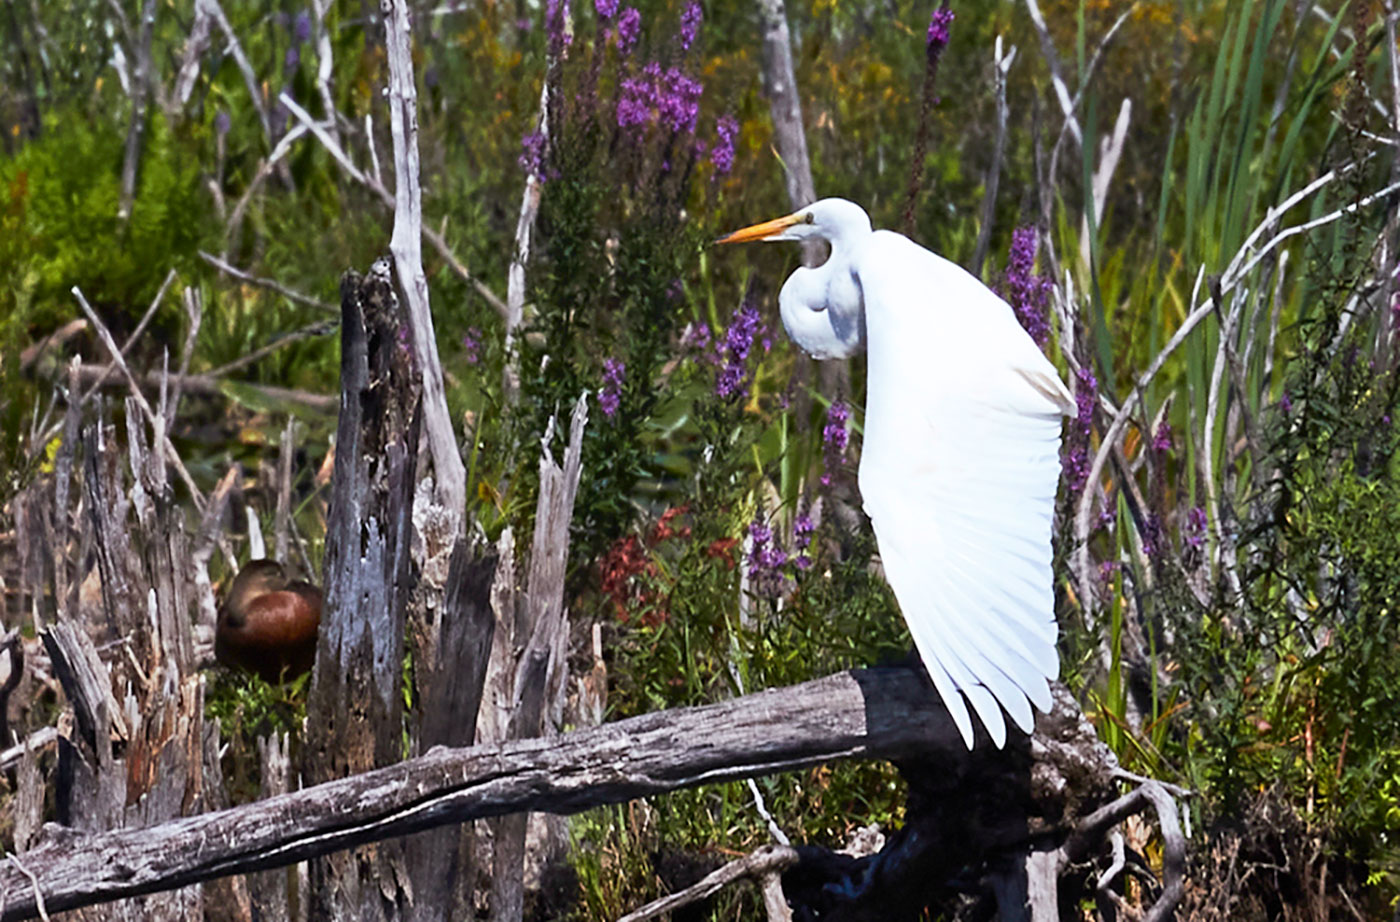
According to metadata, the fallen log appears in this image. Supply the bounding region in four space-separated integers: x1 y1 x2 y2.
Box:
0 667 1117 921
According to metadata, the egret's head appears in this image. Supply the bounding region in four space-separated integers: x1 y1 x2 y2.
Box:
716 198 871 245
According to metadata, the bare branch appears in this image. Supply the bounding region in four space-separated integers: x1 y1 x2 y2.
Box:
382 0 467 516
618 845 799 922
199 250 336 313
71 288 206 512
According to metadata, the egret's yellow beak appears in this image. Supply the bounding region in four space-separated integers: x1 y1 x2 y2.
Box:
714 212 804 245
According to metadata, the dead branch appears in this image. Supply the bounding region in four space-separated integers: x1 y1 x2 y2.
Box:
0 667 1092 920
382 0 467 516
66 364 336 413
70 287 206 512
198 251 336 313
619 845 798 922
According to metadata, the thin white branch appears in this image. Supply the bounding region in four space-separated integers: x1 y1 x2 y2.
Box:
505 81 550 401
382 0 467 516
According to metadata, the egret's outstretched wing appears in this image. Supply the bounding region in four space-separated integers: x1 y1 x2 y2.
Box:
855 231 1072 749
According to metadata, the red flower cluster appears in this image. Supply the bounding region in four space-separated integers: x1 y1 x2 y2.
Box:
598 505 694 626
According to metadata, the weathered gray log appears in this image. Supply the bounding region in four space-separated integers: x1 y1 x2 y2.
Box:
0 668 1114 921
303 257 422 921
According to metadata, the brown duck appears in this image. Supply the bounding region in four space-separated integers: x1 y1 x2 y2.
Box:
215 560 322 683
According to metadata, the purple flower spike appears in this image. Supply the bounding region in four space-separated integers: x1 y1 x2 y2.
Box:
1185 506 1208 550
793 512 815 549
595 0 619 21
714 299 766 399
711 115 738 175
214 110 231 136
600 357 625 418
926 6 954 50
546 0 573 47
678 1 702 50
657 67 702 133
293 10 313 44
747 519 794 598
1004 226 1051 347
462 327 483 365
1280 391 1292 415
616 7 641 53
821 401 850 486
1152 421 1173 454
1061 366 1096 494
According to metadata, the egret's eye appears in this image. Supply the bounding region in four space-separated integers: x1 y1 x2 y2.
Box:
804 213 815 224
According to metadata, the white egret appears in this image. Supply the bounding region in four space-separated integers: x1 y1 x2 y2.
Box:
717 198 1073 749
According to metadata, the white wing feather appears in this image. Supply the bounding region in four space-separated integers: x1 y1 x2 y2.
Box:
854 231 1072 749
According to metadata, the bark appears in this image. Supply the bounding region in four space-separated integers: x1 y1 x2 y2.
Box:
756 0 816 213
491 396 588 922
303 259 423 921
403 545 499 922
0 669 1121 921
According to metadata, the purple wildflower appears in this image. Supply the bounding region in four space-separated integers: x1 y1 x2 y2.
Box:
293 10 313 43
1004 226 1051 347
681 321 712 355
1098 559 1120 588
747 520 793 597
1142 512 1164 558
1097 505 1117 531
546 0 572 47
462 327 482 365
926 6 954 50
600 357 625 418
1152 421 1172 454
214 110 231 136
517 17 533 31
1280 391 1292 415
1062 366 1096 493
793 513 815 549
1185 506 1208 550
715 300 766 399
616 7 641 53
519 130 547 176
284 45 300 73
595 0 619 21
711 115 738 175
617 63 660 128
657 66 703 133
821 401 850 486
678 1 702 50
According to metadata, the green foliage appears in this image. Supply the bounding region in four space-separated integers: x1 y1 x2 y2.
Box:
205 668 309 803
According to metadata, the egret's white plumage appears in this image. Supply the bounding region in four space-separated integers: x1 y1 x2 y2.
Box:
718 198 1073 749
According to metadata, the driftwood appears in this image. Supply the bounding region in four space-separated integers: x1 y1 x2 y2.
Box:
0 667 1130 921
